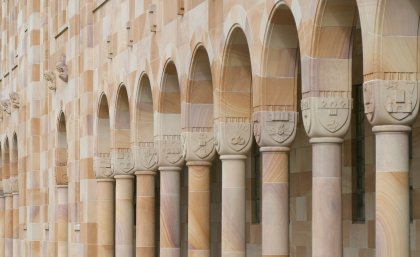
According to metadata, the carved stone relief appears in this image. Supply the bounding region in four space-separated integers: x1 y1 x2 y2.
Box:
363 80 419 126
56 54 68 82
301 96 352 138
55 166 69 186
9 176 18 193
111 148 135 175
9 92 20 109
182 131 215 161
44 71 56 91
132 142 158 171
94 153 114 179
1 99 11 115
3 178 11 194
214 122 252 155
253 111 298 147
156 135 184 167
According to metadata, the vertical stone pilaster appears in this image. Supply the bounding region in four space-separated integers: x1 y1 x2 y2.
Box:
5 193 12 257
96 179 115 257
0 194 4 257
56 186 68 257
12 192 19 257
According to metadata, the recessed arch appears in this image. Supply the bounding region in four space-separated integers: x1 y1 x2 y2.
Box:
258 3 300 112
114 84 131 148
135 74 154 143
158 60 181 136
3 137 9 181
11 133 18 178
97 94 111 154
218 26 252 122
185 45 214 130
56 111 68 168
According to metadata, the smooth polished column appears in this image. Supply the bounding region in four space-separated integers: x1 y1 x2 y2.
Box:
220 155 246 257
56 186 68 257
374 125 410 257
97 179 115 257
12 193 19 257
186 161 211 257
311 138 343 257
260 147 289 257
115 175 134 257
135 171 156 257
159 166 181 257
5 193 12 257
0 194 4 257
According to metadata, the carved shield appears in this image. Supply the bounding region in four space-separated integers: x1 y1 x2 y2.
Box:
318 98 350 133
384 81 418 121
94 153 113 178
226 123 252 152
191 132 214 159
112 149 134 174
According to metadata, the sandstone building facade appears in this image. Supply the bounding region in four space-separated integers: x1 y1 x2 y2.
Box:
0 0 419 257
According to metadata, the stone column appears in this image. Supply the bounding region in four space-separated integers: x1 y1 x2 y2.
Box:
0 192 5 257
215 122 253 257
94 153 115 257
363 80 419 257
12 191 19 257
4 179 13 257
156 136 184 257
111 149 135 257
132 143 158 257
301 96 352 257
182 131 216 257
55 165 69 257
253 111 297 257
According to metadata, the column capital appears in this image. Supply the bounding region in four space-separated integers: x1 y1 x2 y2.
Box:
156 135 184 167
2 178 11 194
214 121 252 156
364 80 419 126
253 111 297 148
9 176 18 193
94 153 114 179
181 131 216 162
55 166 68 186
301 96 352 138
111 148 135 175
132 142 158 171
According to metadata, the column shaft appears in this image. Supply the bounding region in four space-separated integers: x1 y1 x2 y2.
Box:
311 138 342 257
374 125 410 257
56 186 68 257
97 179 115 257
12 193 18 257
5 194 12 257
159 167 181 257
115 175 134 257
135 171 156 257
186 161 211 257
0 196 5 257
261 147 289 257
220 155 246 257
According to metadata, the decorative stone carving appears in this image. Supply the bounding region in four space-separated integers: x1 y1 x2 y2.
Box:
2 178 11 194
132 142 158 171
181 131 216 162
55 166 68 186
111 148 135 175
214 122 252 155
253 111 298 147
363 80 419 126
301 96 352 138
56 54 68 82
94 153 114 179
156 135 184 167
44 71 56 91
9 92 19 108
1 99 11 115
9 176 18 193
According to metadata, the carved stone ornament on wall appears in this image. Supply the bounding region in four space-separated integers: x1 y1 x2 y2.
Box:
301 96 352 138
9 176 18 193
253 111 298 147
9 92 20 109
111 148 135 175
1 99 11 115
363 80 419 126
94 153 114 179
55 166 69 186
44 71 57 91
56 54 68 82
132 142 158 171
156 135 184 167
2 178 11 194
181 131 216 161
214 121 252 155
